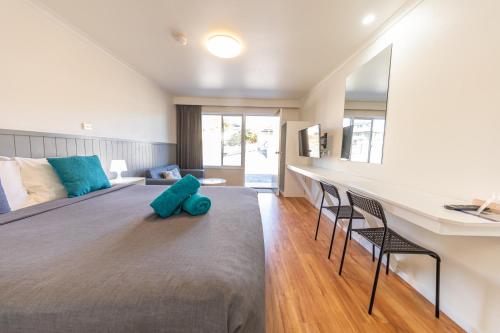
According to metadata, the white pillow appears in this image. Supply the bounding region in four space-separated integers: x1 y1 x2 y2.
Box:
14 157 67 204
0 156 11 161
0 161 29 210
171 168 182 179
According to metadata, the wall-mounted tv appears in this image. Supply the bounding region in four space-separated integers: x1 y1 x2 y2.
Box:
298 124 321 158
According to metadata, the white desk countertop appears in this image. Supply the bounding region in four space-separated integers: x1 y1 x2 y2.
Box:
287 164 500 237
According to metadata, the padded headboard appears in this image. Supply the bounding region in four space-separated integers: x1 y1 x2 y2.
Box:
0 129 176 177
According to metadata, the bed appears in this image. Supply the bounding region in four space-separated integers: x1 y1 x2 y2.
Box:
0 184 265 333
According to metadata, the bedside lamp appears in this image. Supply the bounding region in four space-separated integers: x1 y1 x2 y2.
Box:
110 160 127 180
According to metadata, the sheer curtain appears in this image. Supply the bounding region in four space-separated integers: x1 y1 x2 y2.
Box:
176 105 203 169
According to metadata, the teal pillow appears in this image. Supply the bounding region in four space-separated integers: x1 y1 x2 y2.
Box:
47 155 111 197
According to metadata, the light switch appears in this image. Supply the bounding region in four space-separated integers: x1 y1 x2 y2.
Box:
81 122 93 131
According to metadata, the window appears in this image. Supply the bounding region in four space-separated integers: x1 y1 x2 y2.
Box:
344 117 385 164
350 119 372 163
369 119 385 163
222 116 242 166
202 115 222 166
202 115 242 167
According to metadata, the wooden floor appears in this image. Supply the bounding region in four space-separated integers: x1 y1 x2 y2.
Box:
260 193 464 333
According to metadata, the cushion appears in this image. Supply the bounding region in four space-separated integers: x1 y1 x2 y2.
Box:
161 170 181 180
14 157 67 204
47 155 111 197
146 164 181 179
171 168 182 179
0 161 29 210
0 180 11 214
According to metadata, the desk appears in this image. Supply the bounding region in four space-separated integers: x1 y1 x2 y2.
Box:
287 164 500 236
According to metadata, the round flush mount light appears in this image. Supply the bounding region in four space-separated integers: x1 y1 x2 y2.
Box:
206 34 242 58
362 14 376 25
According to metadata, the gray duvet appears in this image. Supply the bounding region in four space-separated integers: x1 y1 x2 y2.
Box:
0 185 264 333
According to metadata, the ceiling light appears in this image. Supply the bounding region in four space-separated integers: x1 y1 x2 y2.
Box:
206 35 242 58
362 14 375 25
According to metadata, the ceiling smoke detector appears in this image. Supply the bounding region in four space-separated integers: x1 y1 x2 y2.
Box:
172 31 188 46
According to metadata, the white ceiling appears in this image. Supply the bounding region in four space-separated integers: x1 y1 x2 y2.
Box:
34 0 409 99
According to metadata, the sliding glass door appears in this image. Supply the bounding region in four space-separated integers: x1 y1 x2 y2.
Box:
244 116 280 189
202 113 280 189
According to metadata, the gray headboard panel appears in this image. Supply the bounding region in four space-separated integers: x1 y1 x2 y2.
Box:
0 129 176 177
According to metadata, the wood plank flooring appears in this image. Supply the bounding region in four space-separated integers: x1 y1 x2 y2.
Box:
260 193 464 333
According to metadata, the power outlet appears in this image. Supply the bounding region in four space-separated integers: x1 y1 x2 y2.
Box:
81 122 93 131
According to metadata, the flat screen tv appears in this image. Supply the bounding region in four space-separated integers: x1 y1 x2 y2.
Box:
298 124 321 158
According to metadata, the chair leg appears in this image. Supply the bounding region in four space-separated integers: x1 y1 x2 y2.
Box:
372 244 375 262
338 218 352 275
368 249 385 315
386 253 390 275
328 216 340 259
314 194 325 240
435 255 441 318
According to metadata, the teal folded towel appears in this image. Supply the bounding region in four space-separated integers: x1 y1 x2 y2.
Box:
150 174 200 218
182 193 211 216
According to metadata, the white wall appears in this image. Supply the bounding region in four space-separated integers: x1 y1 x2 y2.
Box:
204 168 244 186
0 0 175 143
300 0 500 332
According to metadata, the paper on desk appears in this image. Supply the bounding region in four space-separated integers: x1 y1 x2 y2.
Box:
462 210 500 223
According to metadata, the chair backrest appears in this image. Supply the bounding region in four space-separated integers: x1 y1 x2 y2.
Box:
346 191 387 226
320 181 341 201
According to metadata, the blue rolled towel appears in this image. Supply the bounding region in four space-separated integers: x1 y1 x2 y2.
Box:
182 193 211 216
150 174 200 218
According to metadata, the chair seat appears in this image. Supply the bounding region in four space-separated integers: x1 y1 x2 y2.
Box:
324 205 365 219
352 227 435 254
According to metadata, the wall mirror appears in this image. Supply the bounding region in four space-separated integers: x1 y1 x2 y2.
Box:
341 45 392 164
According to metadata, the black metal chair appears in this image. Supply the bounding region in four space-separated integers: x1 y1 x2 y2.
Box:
338 190 441 318
314 181 365 259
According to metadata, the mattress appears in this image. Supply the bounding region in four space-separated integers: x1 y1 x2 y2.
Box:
0 185 265 333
